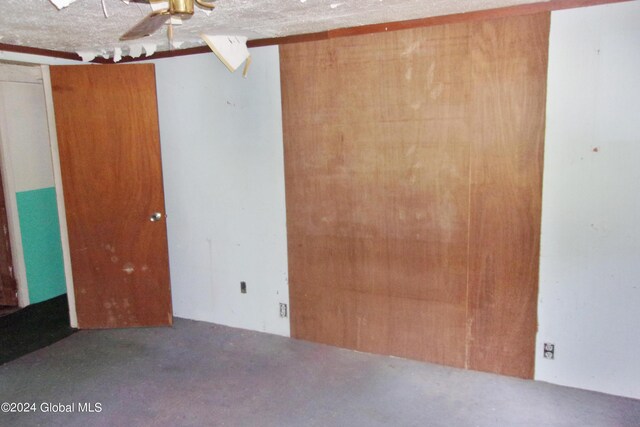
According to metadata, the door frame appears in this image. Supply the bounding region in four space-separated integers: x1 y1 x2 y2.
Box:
41 65 77 327
0 64 44 308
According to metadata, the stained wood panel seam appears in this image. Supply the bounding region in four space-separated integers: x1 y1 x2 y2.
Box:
464 120 473 370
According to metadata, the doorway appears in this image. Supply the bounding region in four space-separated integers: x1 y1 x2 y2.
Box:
0 158 18 314
0 65 23 314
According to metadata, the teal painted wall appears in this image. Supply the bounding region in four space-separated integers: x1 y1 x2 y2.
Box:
16 187 66 304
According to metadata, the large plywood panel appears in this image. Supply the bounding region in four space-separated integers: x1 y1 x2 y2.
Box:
466 14 549 378
281 13 547 376
281 24 472 367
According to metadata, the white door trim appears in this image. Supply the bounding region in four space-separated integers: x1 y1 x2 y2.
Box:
41 65 77 327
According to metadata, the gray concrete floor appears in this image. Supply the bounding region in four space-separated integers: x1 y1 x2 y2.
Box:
0 318 638 427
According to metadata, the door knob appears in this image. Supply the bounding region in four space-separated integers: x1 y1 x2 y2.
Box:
149 212 163 222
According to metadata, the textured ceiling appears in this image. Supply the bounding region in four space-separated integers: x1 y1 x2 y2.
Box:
0 0 546 60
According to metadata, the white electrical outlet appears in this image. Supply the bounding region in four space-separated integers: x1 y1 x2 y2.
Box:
544 343 555 359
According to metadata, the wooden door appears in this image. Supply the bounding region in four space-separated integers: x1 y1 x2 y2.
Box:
50 64 172 329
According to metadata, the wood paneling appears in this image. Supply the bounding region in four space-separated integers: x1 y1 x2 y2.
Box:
0 43 81 61
466 14 549 378
281 13 548 377
282 23 473 367
50 64 172 329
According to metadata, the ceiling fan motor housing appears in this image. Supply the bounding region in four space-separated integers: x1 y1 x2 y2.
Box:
170 0 195 15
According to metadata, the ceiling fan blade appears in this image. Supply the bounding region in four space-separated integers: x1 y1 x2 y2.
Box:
120 11 170 41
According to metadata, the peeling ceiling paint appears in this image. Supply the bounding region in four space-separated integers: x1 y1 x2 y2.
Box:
1 0 548 59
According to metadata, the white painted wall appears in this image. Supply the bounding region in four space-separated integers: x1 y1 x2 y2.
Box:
151 47 290 336
0 80 55 192
536 1 640 399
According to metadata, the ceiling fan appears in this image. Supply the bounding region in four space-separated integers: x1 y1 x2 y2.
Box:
120 0 216 41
